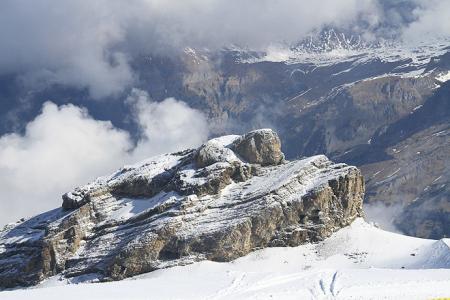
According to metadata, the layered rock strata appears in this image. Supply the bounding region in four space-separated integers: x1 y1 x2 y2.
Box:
0 129 364 288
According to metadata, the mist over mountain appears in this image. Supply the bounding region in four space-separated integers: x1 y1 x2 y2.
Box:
1 0 450 238
0 0 448 100
1 2 450 298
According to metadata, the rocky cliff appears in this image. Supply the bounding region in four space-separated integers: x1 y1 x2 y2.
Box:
0 129 364 288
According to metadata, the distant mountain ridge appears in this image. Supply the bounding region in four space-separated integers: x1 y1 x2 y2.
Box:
176 33 450 239
1 30 449 239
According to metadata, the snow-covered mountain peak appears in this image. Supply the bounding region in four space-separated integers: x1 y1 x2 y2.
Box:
295 29 377 53
236 31 450 79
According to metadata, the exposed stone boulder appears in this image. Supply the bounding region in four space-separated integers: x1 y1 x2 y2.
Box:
62 189 91 210
171 161 253 196
232 129 284 166
0 129 364 289
194 137 240 168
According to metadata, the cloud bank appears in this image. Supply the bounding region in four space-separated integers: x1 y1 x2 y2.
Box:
0 1 135 98
0 0 415 98
0 90 208 225
403 0 450 42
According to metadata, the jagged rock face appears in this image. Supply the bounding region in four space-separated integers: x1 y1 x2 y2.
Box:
194 129 284 168
0 129 364 289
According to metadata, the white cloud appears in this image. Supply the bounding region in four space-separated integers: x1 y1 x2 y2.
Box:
0 0 135 98
364 202 403 233
0 0 382 98
2 1 450 99
0 90 209 225
402 1 450 42
135 0 380 49
127 89 209 160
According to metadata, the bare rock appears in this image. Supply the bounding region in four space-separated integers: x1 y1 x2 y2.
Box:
62 190 91 210
232 129 284 166
194 138 239 168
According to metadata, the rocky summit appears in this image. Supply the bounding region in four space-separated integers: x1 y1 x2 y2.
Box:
0 129 364 289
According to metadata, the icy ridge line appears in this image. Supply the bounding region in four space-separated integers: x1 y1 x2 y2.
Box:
0 129 364 289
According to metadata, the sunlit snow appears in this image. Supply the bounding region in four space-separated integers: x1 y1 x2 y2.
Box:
3 219 450 300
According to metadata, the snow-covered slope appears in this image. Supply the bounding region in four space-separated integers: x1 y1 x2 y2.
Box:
3 219 450 300
240 30 450 81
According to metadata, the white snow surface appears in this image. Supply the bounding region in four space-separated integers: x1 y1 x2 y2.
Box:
237 34 450 82
208 134 241 147
436 71 450 83
3 219 450 300
245 38 450 69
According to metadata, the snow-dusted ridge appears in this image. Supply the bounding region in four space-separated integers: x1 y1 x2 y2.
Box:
0 129 364 289
231 30 450 83
243 34 450 67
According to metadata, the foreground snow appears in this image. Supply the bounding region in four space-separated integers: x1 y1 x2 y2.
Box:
3 219 450 300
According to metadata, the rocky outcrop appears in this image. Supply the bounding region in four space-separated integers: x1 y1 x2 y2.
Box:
232 129 285 166
0 129 364 289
